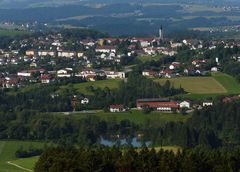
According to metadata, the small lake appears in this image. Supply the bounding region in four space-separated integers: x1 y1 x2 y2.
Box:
100 137 151 148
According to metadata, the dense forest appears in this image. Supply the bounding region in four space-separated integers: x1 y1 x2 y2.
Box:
35 146 240 172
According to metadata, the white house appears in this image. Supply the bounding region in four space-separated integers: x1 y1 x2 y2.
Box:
203 102 213 107
211 67 218 72
96 46 117 53
58 51 76 58
57 68 73 78
17 71 32 77
110 104 125 112
105 71 126 79
81 98 89 105
180 101 191 109
38 51 56 57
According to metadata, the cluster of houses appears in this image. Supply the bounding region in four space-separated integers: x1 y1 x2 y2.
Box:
109 98 215 113
142 58 219 78
1 31 240 90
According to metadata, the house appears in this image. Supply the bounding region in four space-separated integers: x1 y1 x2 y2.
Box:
211 67 218 72
192 59 206 66
110 104 125 112
179 101 191 109
78 69 98 78
203 101 213 107
30 62 37 67
105 71 126 79
169 62 181 70
38 51 56 57
57 68 73 78
132 38 159 47
223 95 240 103
40 75 53 84
81 98 89 105
142 70 158 77
25 50 35 56
160 69 175 78
3 77 20 88
136 98 179 112
86 75 96 82
143 47 158 55
171 42 183 48
77 52 84 58
17 69 45 77
58 51 76 58
96 46 117 53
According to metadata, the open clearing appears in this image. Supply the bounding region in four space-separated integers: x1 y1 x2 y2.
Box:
9 156 39 172
0 29 29 37
0 141 46 172
212 72 240 94
155 76 227 94
137 55 163 62
59 79 121 95
55 109 192 124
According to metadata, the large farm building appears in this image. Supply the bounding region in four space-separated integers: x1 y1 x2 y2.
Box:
136 98 179 111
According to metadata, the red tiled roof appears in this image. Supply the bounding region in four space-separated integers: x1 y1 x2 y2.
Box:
96 46 117 50
40 75 51 80
110 104 124 109
138 101 178 108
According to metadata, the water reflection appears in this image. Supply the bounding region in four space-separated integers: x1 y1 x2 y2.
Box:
100 137 151 147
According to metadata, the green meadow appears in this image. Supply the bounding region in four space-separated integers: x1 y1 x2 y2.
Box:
59 79 122 95
0 140 46 172
54 109 192 125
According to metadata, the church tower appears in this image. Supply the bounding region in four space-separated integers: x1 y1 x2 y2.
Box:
159 26 163 41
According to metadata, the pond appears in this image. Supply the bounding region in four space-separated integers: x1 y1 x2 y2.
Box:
100 137 151 148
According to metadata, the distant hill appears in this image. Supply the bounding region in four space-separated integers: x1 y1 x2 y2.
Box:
0 0 239 9
0 0 239 36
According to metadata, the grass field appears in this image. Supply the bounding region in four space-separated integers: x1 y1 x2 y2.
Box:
0 140 46 172
155 76 227 94
212 72 240 94
0 29 29 37
55 109 191 124
137 55 163 62
59 79 122 95
10 156 39 171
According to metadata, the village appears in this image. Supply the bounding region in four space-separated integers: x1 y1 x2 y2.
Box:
0 28 240 114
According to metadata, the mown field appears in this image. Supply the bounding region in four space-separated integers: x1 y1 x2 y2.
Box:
155 76 227 94
154 72 240 100
0 140 46 172
55 109 192 124
59 79 122 95
212 72 240 94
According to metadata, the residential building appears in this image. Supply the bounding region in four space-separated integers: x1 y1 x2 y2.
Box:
180 101 191 109
110 104 125 112
105 71 125 79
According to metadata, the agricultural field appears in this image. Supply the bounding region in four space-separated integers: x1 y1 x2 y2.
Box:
0 140 46 172
59 79 122 95
155 76 227 94
55 109 192 124
212 72 240 94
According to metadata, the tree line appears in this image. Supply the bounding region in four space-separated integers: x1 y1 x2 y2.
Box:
35 146 240 172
